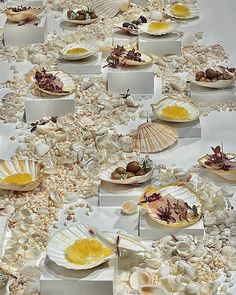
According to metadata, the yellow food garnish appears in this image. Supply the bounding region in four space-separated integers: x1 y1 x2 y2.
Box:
162 105 189 120
65 47 88 55
1 173 33 185
65 238 111 265
170 3 190 17
148 21 170 32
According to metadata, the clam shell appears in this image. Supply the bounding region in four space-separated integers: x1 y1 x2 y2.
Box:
133 122 178 153
129 270 152 290
32 70 76 97
140 285 169 295
90 0 130 18
0 159 44 191
152 98 200 123
62 10 99 25
60 41 100 61
121 200 138 215
5 6 42 23
164 3 200 20
139 21 180 36
35 143 50 157
198 154 236 181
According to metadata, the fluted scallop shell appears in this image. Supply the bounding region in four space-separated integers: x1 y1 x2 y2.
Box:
198 154 236 181
121 200 138 215
0 159 44 191
129 270 152 290
139 21 180 36
140 185 202 228
62 10 99 25
60 41 100 61
32 70 76 96
99 159 154 185
164 3 200 20
133 123 178 153
123 52 153 66
5 6 42 23
90 0 130 18
152 98 200 123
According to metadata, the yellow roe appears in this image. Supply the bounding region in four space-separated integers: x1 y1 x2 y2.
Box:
66 47 88 55
1 173 33 185
148 21 170 32
161 105 189 120
170 4 190 17
65 238 111 265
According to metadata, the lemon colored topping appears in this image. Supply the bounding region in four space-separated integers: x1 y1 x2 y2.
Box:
1 173 33 185
65 47 88 55
65 238 112 265
170 4 190 17
162 105 189 120
148 21 170 32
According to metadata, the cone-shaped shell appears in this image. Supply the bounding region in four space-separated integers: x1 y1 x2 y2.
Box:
0 159 44 191
133 123 178 153
90 0 130 18
5 7 42 23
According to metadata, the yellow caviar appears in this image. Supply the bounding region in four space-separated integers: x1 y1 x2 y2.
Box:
161 105 189 120
1 173 33 185
66 47 88 55
148 21 170 32
170 4 190 17
65 239 111 265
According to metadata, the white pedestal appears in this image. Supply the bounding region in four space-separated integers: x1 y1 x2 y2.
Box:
4 16 47 46
112 29 138 47
139 212 204 240
0 216 8 257
107 65 154 94
25 93 75 123
57 53 102 75
40 258 116 295
7 0 46 6
139 35 181 57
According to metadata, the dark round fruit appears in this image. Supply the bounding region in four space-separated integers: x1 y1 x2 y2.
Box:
136 169 146 176
195 71 205 81
132 20 141 25
139 15 147 23
122 22 130 27
205 68 216 79
126 172 136 178
126 161 140 173
89 12 97 19
111 172 122 180
76 14 86 20
115 167 126 174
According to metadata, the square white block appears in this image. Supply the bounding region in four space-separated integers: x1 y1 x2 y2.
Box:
139 212 204 240
25 93 75 123
112 29 139 47
0 216 8 257
57 53 102 75
139 35 181 57
7 0 46 6
40 258 116 295
107 65 154 94
4 16 47 46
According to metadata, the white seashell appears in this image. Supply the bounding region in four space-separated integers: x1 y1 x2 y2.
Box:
71 142 84 152
139 21 180 36
170 81 186 92
25 213 37 224
176 241 195 258
222 246 235 257
64 192 80 204
129 270 152 290
185 282 201 295
120 136 133 153
5 6 42 23
140 285 169 295
220 186 234 197
0 272 8 288
164 4 200 20
121 201 137 215
25 249 41 260
0 263 18 278
149 10 162 21
54 130 67 142
21 208 31 216
35 143 50 157
201 282 218 295
125 96 139 107
10 211 23 223
158 266 170 278
181 32 195 47
4 204 15 215
145 258 162 269
95 128 108 136
91 0 130 18
177 261 198 281
60 41 100 61
184 53 198 64
64 114 75 124
204 216 216 227
49 190 61 205
118 271 130 283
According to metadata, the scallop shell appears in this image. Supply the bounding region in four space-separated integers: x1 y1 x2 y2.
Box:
5 6 42 23
201 282 218 295
90 0 130 18
140 285 169 295
99 159 154 185
139 21 180 36
164 3 200 20
129 270 152 290
0 159 44 191
133 122 178 153
198 154 236 181
32 70 76 97
121 200 138 215
122 52 153 66
152 98 200 123
62 10 99 25
117 24 139 36
185 282 201 295
60 41 100 61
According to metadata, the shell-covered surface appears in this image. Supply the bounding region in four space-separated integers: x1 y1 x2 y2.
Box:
60 41 100 60
139 21 180 36
5 6 42 23
62 10 99 25
198 154 236 181
164 3 200 20
140 185 202 228
90 0 130 18
99 159 154 185
0 159 44 191
152 98 200 123
133 123 178 153
32 70 76 96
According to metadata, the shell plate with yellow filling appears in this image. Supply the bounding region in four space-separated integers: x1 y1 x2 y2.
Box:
65 47 88 55
161 105 189 120
148 21 170 33
1 173 33 185
170 3 190 17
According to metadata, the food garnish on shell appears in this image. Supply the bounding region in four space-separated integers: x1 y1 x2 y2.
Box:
5 5 42 23
118 16 147 35
195 67 235 82
67 9 97 21
34 68 64 94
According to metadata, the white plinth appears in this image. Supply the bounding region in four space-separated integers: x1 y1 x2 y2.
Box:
4 16 47 46
112 29 138 47
0 216 8 257
40 258 116 295
139 35 181 57
7 0 46 6
25 92 75 123
139 212 204 240
107 65 154 94
57 53 102 75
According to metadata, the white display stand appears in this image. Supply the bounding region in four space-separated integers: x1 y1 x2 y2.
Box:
107 65 154 94
7 0 46 6
40 257 116 295
112 29 138 47
25 92 75 123
4 16 47 46
139 212 204 240
57 53 102 75
0 216 8 257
